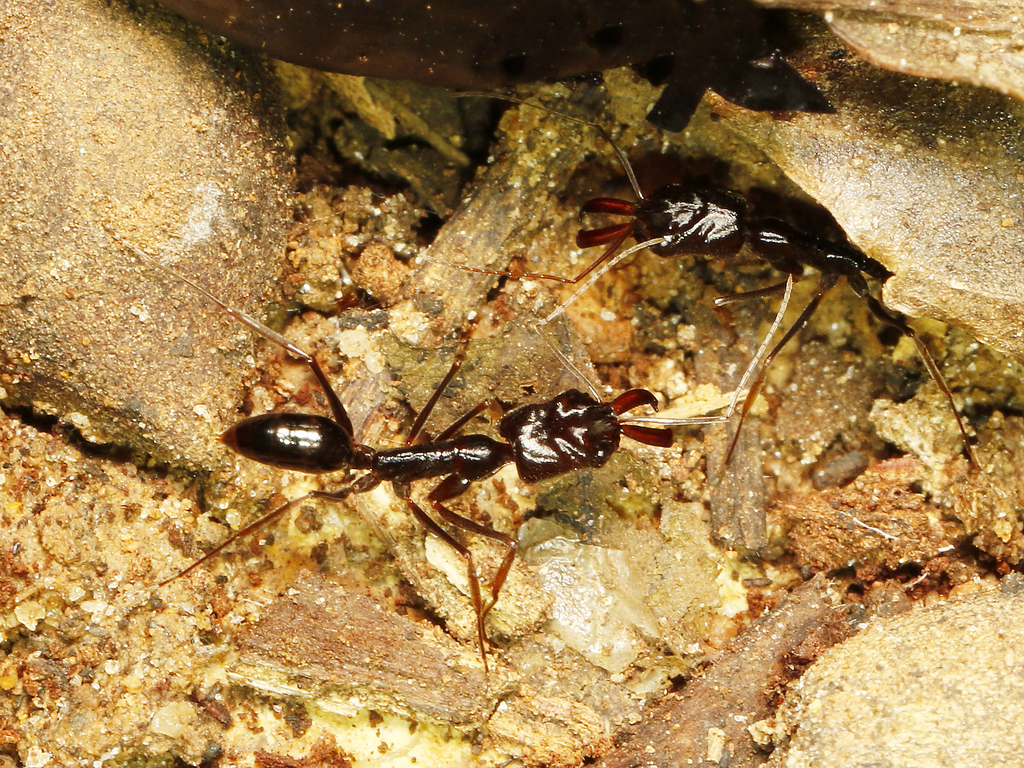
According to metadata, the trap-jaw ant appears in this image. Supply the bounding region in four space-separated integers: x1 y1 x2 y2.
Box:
114 235 719 670
572 178 977 467
452 97 977 469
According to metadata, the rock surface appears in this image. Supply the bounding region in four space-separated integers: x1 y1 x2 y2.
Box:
769 585 1024 768
0 0 291 468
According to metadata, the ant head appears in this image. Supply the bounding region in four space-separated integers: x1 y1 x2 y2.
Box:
633 184 745 259
499 390 621 484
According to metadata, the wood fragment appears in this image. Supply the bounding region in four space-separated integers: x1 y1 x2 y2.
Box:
232 573 501 725
694 305 768 554
590 577 853 768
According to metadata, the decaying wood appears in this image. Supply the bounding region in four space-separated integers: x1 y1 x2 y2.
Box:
233 573 500 725
590 577 854 768
693 305 769 555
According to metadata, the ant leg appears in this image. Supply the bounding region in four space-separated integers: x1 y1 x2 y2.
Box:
432 399 505 442
454 93 646 201
724 273 837 465
158 495 310 587
433 504 516 630
436 218 653 326
538 237 668 326
439 224 632 285
406 331 506 444
421 341 505 442
407 343 469 444
718 277 795 421
427 98 658 316
428 475 517 633
458 185 635 293
111 230 354 435
856 288 977 467
400 493 493 671
711 279 790 334
159 473 383 587
713 280 791 307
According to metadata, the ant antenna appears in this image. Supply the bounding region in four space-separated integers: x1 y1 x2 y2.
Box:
451 93 669 326
718 276 795 421
536 237 668 326
527 314 737 429
455 91 644 200
103 225 353 435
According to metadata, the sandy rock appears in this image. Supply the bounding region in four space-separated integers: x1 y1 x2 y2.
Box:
769 585 1024 768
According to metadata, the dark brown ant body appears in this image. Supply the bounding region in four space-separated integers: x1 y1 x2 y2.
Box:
216 366 673 670
576 180 977 466
113 235 706 670
451 97 976 467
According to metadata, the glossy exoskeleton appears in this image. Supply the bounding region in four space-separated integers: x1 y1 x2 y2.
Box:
217 376 672 669
120 240 691 670
575 180 977 466
437 99 975 467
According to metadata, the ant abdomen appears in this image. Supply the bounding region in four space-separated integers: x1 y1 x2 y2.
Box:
221 413 366 473
745 218 890 282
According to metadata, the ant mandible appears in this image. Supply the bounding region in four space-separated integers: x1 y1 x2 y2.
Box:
113 235 719 670
454 98 977 469
571 172 978 468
